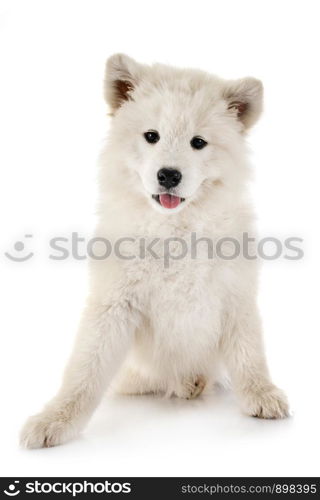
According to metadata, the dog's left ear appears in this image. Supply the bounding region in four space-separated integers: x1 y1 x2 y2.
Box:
223 77 263 130
104 53 145 113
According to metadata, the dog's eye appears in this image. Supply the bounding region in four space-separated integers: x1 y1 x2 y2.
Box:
190 136 207 150
144 130 160 144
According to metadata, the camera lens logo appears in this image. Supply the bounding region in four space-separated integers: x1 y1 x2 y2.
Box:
4 481 20 496
4 235 34 262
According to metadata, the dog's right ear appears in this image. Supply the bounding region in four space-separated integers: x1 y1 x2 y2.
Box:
104 54 145 113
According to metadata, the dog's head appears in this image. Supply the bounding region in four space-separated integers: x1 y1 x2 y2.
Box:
104 54 263 214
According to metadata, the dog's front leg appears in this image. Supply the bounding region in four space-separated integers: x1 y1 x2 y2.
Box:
222 302 289 419
20 299 139 448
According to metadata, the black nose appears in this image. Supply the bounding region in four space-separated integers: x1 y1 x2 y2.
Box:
157 168 182 189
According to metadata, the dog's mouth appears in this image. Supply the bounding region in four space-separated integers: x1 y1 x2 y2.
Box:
152 193 186 209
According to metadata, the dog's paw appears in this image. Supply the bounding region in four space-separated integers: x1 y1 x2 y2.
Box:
243 385 289 419
176 375 206 400
20 411 79 449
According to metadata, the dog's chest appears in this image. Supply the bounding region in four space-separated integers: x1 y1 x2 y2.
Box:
125 226 238 312
132 257 225 374
120 226 242 371
133 240 230 341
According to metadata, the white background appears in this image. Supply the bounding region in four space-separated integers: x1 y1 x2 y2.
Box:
0 0 319 477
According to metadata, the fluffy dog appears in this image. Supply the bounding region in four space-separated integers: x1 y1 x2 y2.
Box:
21 54 289 448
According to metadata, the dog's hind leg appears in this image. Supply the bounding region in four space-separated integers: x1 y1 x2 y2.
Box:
173 375 207 400
111 366 165 396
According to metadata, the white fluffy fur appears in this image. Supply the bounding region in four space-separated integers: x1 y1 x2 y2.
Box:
20 55 288 449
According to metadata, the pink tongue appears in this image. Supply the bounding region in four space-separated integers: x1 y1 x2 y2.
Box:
159 194 181 209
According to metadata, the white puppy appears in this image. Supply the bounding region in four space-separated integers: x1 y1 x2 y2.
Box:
21 55 289 448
